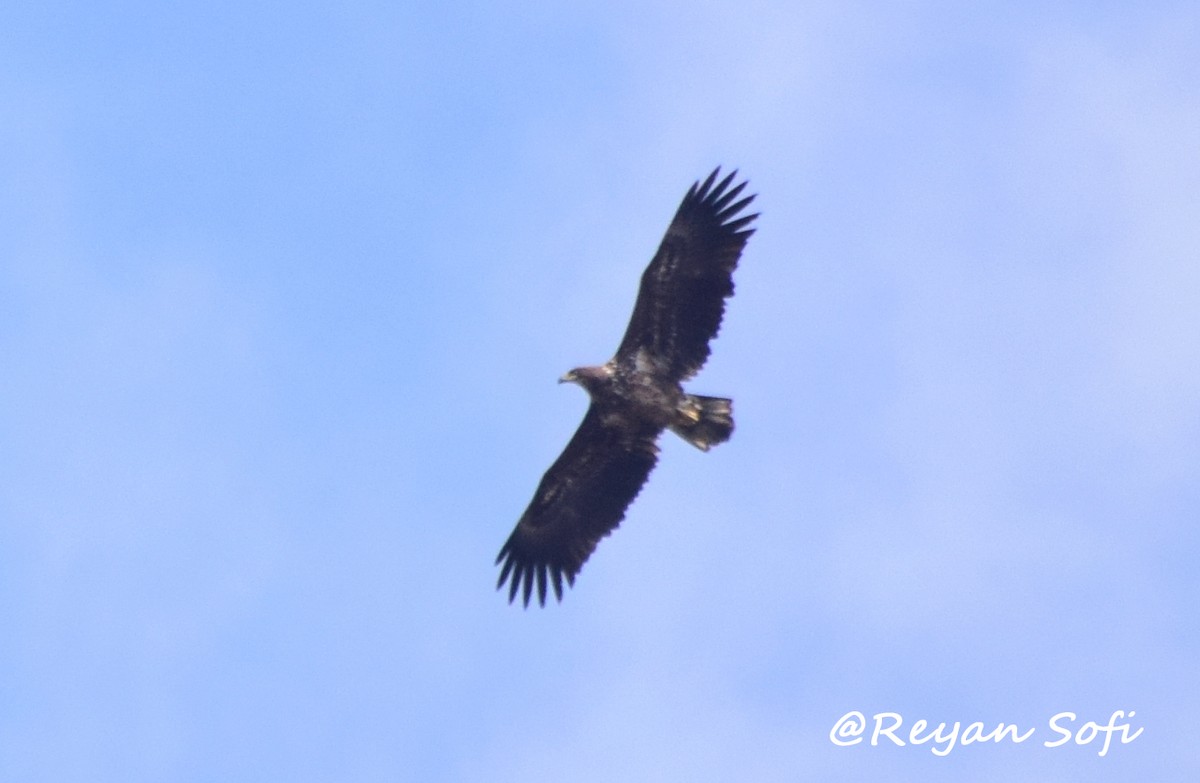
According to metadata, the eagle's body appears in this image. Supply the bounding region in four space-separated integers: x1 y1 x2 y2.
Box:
496 168 757 606
564 358 732 450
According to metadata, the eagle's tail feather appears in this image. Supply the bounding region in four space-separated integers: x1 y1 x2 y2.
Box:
671 394 734 452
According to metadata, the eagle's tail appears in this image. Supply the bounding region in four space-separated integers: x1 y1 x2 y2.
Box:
670 394 734 452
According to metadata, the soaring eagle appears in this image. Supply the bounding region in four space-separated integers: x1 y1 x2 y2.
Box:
496 168 758 606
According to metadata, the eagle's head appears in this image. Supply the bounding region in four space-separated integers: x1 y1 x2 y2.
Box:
559 365 612 393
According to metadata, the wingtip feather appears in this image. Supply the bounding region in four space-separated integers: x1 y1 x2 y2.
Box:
711 180 748 212
536 565 548 606
521 571 534 607
713 168 738 199
696 167 720 199
552 567 565 601
496 555 514 588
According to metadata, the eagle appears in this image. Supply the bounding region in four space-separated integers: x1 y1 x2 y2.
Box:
496 167 758 607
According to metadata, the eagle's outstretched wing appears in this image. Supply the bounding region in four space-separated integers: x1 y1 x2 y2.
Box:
615 167 758 381
496 407 660 607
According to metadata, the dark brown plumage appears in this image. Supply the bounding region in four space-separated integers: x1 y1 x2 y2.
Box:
496 168 758 606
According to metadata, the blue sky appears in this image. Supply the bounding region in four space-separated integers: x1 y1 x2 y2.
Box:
2 1 1198 780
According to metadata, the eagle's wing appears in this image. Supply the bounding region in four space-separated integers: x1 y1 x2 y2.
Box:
496 406 660 607
615 167 758 381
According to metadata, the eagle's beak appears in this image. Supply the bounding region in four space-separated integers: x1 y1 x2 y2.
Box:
558 373 571 384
